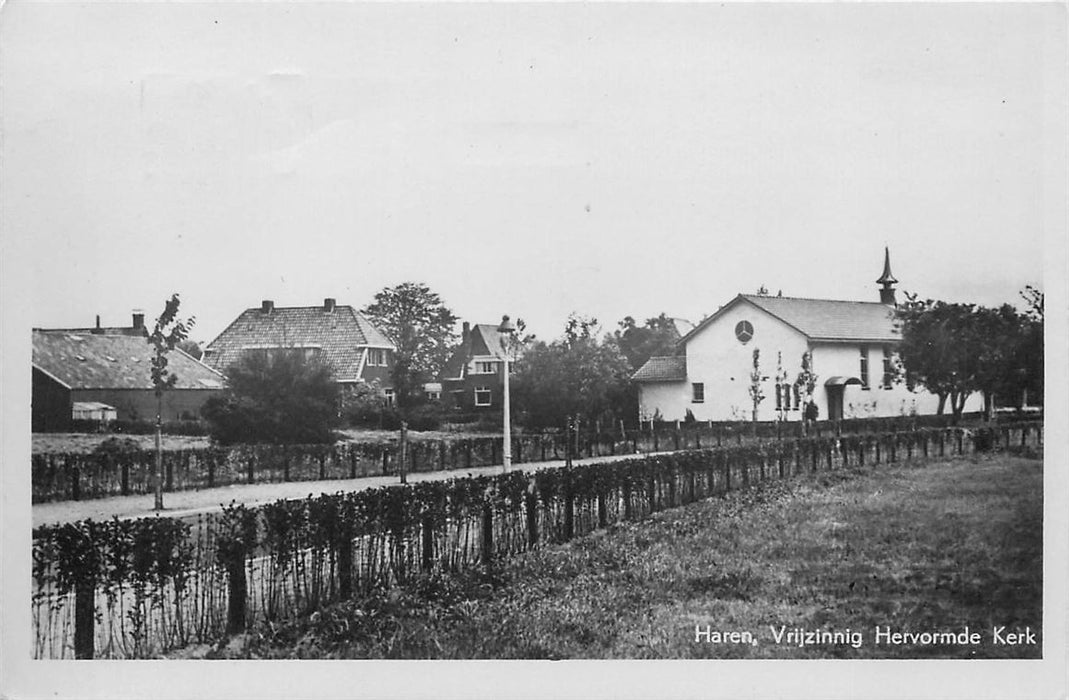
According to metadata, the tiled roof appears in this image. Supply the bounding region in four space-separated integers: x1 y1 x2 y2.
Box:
740 295 900 341
203 305 394 382
471 324 509 359
33 331 225 390
681 294 900 345
440 322 519 380
632 355 687 382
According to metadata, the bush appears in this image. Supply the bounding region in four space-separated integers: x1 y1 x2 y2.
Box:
202 352 340 445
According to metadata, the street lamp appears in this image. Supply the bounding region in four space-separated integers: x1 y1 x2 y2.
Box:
498 314 516 471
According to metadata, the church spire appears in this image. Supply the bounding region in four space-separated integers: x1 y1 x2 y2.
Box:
877 247 898 305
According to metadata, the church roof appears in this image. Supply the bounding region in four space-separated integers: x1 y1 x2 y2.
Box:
681 294 901 345
632 355 687 382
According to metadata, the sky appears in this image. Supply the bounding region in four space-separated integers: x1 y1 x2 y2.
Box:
2 2 1064 347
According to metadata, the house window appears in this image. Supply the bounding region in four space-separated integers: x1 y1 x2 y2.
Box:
474 360 496 374
383 388 395 407
474 386 492 407
882 346 893 389
793 384 800 410
426 391 441 401
692 383 704 403
367 349 388 366
859 347 870 389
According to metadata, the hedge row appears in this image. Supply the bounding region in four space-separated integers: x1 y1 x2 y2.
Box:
33 417 1020 504
31 422 1042 659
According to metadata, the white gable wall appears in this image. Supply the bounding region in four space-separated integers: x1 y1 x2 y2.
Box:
684 300 810 421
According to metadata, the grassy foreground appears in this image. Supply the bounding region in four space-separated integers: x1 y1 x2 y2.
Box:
207 450 1043 660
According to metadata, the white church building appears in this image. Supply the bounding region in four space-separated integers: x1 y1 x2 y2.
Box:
632 250 983 422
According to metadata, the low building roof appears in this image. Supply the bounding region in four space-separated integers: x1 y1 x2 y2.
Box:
33 331 225 390
632 355 687 382
203 304 394 381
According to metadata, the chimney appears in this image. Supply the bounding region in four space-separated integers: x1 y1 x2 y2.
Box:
323 298 336 313
132 311 145 330
91 315 103 334
462 321 470 345
261 300 274 314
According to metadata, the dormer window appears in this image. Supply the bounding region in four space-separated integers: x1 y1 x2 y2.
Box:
367 349 388 366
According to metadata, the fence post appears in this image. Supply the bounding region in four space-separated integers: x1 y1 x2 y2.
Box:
563 483 575 540
667 469 677 507
70 463 81 501
526 492 539 546
648 473 658 512
74 581 96 659
226 558 247 635
421 516 435 571
481 503 494 563
338 526 354 599
724 455 732 491
597 490 607 528
121 458 130 496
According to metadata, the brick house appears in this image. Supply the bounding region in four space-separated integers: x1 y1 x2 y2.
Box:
632 250 984 422
202 299 397 403
440 321 515 411
32 314 226 431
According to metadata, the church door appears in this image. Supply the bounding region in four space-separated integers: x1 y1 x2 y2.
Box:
826 386 844 421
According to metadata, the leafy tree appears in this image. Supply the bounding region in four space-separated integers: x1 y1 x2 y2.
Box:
895 295 981 419
177 340 203 360
795 350 818 404
202 351 340 444
614 313 682 371
362 283 459 411
147 293 195 510
748 348 766 422
511 315 633 430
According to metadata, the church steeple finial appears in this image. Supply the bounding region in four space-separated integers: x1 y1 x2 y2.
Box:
877 247 898 305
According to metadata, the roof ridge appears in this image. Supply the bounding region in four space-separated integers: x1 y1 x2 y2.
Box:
741 293 888 306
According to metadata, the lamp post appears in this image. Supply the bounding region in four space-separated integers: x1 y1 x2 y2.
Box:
498 314 516 471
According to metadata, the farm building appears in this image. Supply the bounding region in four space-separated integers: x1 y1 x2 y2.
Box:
203 298 397 402
632 249 983 422
32 325 226 431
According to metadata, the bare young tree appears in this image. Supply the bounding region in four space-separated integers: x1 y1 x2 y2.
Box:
147 294 195 510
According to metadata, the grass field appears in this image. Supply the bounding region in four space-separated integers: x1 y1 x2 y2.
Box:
191 451 1043 660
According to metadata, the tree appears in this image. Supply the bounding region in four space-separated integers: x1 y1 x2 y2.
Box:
748 348 766 422
362 283 459 412
614 313 682 371
177 340 203 360
895 295 981 420
511 315 633 430
202 351 340 444
795 350 818 405
147 294 195 510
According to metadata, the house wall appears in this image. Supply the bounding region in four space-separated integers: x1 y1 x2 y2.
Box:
637 381 690 421
683 301 811 421
444 361 505 411
70 388 222 422
32 368 72 431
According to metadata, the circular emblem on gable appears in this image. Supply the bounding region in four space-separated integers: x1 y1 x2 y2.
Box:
735 320 754 343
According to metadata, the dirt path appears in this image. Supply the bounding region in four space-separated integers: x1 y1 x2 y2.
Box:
32 451 673 528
